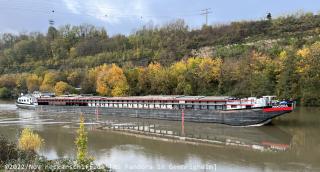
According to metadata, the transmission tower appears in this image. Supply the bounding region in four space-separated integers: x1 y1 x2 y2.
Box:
49 10 55 26
200 8 212 26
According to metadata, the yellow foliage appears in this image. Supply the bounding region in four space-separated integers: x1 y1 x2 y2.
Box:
75 114 88 164
147 63 162 77
69 47 77 58
296 42 320 74
40 72 58 92
18 128 44 151
26 74 41 92
251 51 273 71
40 84 54 92
145 63 171 93
96 64 128 96
111 86 125 97
186 57 202 69
310 41 320 53
198 57 222 81
277 50 289 72
54 81 72 95
170 61 187 77
296 48 310 58
42 72 58 86
147 62 161 71
15 73 28 90
279 50 288 61
0 74 17 88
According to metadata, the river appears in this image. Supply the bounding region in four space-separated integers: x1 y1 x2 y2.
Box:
0 101 319 172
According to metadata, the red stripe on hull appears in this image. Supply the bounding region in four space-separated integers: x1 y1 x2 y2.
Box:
263 107 293 112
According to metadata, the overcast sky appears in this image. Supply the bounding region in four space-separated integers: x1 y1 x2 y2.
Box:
0 0 319 35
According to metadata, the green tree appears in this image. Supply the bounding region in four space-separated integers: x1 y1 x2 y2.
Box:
67 70 83 87
75 114 90 165
80 68 97 94
276 51 300 100
124 67 142 95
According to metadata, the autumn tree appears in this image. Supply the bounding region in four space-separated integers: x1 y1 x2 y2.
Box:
96 64 129 96
249 51 277 96
0 74 17 89
145 63 172 95
67 70 83 87
196 57 222 95
26 74 42 92
170 60 189 95
276 50 300 100
54 81 73 95
40 72 58 92
15 73 28 94
296 42 320 105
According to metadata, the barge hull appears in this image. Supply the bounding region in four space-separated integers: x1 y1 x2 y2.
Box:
35 106 290 126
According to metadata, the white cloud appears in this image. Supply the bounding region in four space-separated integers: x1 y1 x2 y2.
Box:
62 0 154 25
63 0 81 14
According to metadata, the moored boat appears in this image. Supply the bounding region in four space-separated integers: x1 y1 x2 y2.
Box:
16 93 295 126
16 94 38 109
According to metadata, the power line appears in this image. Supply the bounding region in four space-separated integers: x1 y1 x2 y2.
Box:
200 8 212 25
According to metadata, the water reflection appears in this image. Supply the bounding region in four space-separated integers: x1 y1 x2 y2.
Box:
97 116 292 152
0 104 319 171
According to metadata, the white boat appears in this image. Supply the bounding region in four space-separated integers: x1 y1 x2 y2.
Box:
16 93 38 109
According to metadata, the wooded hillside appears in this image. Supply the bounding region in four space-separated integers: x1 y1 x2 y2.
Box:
0 12 319 105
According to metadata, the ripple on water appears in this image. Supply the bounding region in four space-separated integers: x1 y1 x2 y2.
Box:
0 104 17 111
116 144 144 151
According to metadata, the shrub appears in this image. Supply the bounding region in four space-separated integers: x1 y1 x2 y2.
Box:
0 136 37 169
0 87 11 98
18 128 44 152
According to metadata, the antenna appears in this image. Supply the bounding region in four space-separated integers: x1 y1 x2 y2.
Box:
200 8 212 26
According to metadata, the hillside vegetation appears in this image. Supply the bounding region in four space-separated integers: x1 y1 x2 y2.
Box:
0 12 319 106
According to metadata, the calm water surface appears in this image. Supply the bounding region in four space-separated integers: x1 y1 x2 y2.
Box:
0 100 319 172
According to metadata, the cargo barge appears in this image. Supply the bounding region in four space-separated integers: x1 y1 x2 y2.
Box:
16 93 295 126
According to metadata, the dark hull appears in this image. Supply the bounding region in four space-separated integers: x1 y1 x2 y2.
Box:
35 105 291 126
